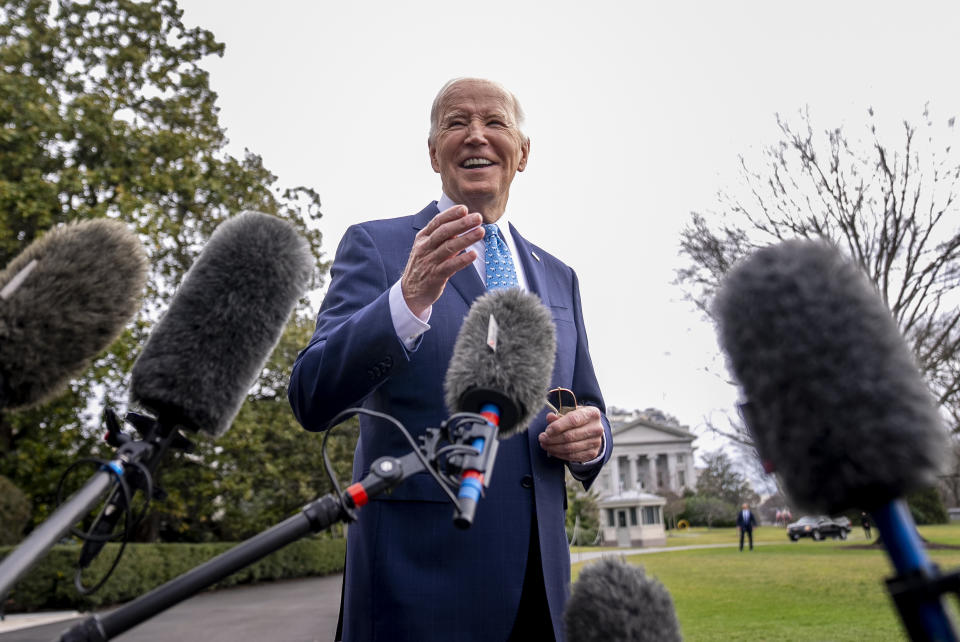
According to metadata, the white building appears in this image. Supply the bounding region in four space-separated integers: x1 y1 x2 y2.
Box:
598 490 668 547
595 411 698 547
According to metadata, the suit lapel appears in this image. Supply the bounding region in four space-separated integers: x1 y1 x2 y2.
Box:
509 223 547 302
411 207 548 307
449 262 485 305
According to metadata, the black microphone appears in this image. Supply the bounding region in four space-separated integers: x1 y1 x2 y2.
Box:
0 219 146 600
130 210 314 437
713 239 953 639
565 556 682 642
443 288 556 528
0 218 147 409
713 239 946 513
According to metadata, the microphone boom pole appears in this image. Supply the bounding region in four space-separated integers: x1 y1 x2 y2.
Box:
60 494 347 642
58 436 445 641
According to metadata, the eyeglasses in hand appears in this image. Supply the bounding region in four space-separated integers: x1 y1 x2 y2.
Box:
545 387 577 416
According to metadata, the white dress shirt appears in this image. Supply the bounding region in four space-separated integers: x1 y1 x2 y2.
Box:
386 194 605 469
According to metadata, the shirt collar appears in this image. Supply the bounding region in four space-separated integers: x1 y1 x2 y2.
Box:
438 192 528 291
437 193 516 244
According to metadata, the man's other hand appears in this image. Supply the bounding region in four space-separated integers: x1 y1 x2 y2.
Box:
538 405 603 463
401 205 483 317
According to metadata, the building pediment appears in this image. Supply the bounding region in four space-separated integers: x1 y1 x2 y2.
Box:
612 417 696 446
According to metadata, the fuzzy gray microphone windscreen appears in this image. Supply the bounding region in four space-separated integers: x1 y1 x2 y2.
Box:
130 212 313 437
0 219 147 409
713 239 947 514
565 557 682 642
444 288 556 438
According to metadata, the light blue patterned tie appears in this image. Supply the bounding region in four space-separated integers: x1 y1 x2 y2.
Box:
482 223 518 290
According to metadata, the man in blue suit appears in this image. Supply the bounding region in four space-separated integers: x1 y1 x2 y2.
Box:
737 503 758 551
289 78 612 641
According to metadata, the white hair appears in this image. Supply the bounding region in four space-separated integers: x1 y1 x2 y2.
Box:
428 78 526 145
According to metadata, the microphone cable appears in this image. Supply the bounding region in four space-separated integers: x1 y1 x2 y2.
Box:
46 406 482 597
320 408 466 521
53 455 155 595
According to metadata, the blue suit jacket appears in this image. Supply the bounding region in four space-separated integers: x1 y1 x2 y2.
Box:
289 203 612 641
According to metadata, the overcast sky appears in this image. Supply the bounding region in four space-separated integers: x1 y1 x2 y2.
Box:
177 1 960 456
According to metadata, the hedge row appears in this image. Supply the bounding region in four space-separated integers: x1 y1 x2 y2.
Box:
0 536 346 613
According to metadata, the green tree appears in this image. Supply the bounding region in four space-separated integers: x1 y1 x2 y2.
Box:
661 490 686 531
565 475 600 546
908 486 949 525
0 0 329 540
0 474 31 544
695 450 759 507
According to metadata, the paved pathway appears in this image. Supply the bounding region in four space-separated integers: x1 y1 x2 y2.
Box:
0 574 343 642
571 541 756 563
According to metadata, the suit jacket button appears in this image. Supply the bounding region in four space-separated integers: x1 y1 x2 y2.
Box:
520 475 533 489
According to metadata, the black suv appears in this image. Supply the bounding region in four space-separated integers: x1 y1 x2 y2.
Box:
787 516 852 541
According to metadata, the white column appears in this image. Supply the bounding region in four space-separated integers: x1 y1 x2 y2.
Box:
648 454 658 491
628 455 639 491
609 456 621 494
666 453 677 493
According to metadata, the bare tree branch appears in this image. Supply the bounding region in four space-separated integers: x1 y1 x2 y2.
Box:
678 106 960 441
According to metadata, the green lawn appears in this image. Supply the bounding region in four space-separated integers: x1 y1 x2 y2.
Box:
571 524 960 641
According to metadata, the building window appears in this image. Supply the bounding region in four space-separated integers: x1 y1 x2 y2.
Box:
678 470 685 487
607 509 615 527
643 506 661 525
629 507 638 526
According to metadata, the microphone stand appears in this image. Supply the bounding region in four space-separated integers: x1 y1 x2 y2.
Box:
0 469 115 602
59 413 493 642
0 409 190 605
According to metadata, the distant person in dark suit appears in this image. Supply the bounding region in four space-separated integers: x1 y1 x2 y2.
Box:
737 503 758 551
861 512 872 539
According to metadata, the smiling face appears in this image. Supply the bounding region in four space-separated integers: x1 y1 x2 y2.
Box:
428 79 530 223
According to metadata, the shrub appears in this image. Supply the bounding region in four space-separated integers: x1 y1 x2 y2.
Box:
684 495 737 528
0 536 345 613
909 486 949 525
